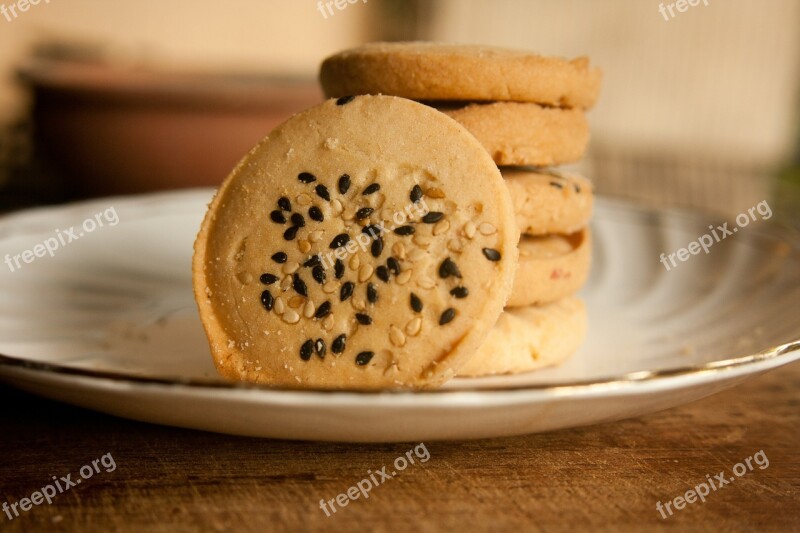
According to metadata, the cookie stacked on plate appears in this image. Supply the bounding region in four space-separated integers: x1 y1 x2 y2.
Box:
320 42 601 376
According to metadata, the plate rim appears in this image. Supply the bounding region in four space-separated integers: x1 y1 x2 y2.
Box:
1 189 798 399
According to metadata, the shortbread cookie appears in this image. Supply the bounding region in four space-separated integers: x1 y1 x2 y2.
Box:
508 229 591 307
505 169 594 236
458 298 586 377
320 42 602 108
193 95 518 390
438 102 589 166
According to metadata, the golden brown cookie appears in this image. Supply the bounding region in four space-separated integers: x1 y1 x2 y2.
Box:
508 229 591 307
458 298 586 377
438 102 589 166
505 168 594 236
320 42 602 108
193 95 519 390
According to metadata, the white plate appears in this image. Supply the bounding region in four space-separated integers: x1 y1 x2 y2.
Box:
0 190 798 442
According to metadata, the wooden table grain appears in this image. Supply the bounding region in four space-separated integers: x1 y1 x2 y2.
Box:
0 362 798 533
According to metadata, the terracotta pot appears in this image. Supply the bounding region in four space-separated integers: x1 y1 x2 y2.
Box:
19 59 322 196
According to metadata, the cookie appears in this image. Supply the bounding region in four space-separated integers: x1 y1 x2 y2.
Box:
505 168 594 236
438 102 589 166
458 298 586 377
319 42 602 108
193 95 518 390
508 229 591 307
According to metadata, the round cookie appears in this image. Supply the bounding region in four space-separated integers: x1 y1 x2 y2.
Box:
193 95 519 390
504 168 594 236
458 298 586 377
320 42 602 108
438 102 589 166
508 229 591 307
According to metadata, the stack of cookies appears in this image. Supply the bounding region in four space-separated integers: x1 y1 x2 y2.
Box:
191 43 600 390
320 43 600 377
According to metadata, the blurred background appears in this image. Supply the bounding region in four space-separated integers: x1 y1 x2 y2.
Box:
0 0 798 224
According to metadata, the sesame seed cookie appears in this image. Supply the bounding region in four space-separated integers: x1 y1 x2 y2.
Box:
193 95 518 390
438 102 589 166
505 168 594 236
319 42 602 108
508 229 591 307
458 298 586 377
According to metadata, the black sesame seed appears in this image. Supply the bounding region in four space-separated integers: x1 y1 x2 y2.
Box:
355 351 374 366
410 184 423 203
315 301 331 319
292 273 308 297
272 252 287 263
260 290 274 311
355 313 372 325
308 206 324 222
482 248 502 261
336 95 356 106
298 172 317 184
422 212 444 224
376 265 390 282
410 293 423 313
270 210 286 224
330 233 350 249
300 340 314 361
371 237 384 258
340 281 354 301
549 181 564 189
303 255 321 268
356 207 374 219
260 273 278 285
315 338 326 358
334 259 345 279
394 225 415 236
367 283 378 303
312 265 326 284
315 184 331 201
291 213 305 228
362 224 383 237
278 197 291 212
362 183 380 195
450 286 469 298
284 226 299 241
387 257 401 275
574 183 581 193
338 174 351 194
438 257 462 279
332 334 347 354
440 308 456 325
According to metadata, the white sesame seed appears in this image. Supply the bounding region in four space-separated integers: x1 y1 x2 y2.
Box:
309 230 324 243
396 270 412 285
296 193 312 206
389 325 406 347
323 281 337 293
405 317 422 336
298 240 311 253
274 297 286 314
432 219 450 236
303 300 316 318
478 222 497 235
417 277 436 289
349 254 360 270
359 264 374 282
464 221 477 239
282 261 300 274
283 310 300 324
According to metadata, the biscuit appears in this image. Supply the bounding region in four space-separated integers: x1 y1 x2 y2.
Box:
193 95 519 390
508 229 591 307
438 102 589 166
458 298 586 377
320 42 602 108
505 168 594 236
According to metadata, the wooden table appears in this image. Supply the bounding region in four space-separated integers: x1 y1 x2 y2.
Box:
0 362 797 532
